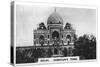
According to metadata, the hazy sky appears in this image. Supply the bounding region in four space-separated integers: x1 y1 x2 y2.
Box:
16 4 96 46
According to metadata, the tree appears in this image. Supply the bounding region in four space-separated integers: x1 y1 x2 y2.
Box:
73 34 96 59
62 48 67 57
47 48 53 57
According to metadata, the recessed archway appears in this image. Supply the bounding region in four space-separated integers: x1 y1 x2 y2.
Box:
52 31 59 39
66 35 71 39
39 35 44 46
66 35 71 45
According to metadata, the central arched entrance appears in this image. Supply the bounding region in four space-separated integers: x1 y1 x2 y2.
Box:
52 31 59 45
52 31 59 39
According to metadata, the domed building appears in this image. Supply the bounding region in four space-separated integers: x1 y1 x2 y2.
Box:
34 9 75 57
47 12 63 25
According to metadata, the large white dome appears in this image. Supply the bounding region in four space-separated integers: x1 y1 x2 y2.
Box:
47 12 63 25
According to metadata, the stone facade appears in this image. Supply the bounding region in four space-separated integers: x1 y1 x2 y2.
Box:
33 11 76 57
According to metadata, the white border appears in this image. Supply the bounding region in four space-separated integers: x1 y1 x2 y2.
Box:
14 1 97 9
13 1 98 66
